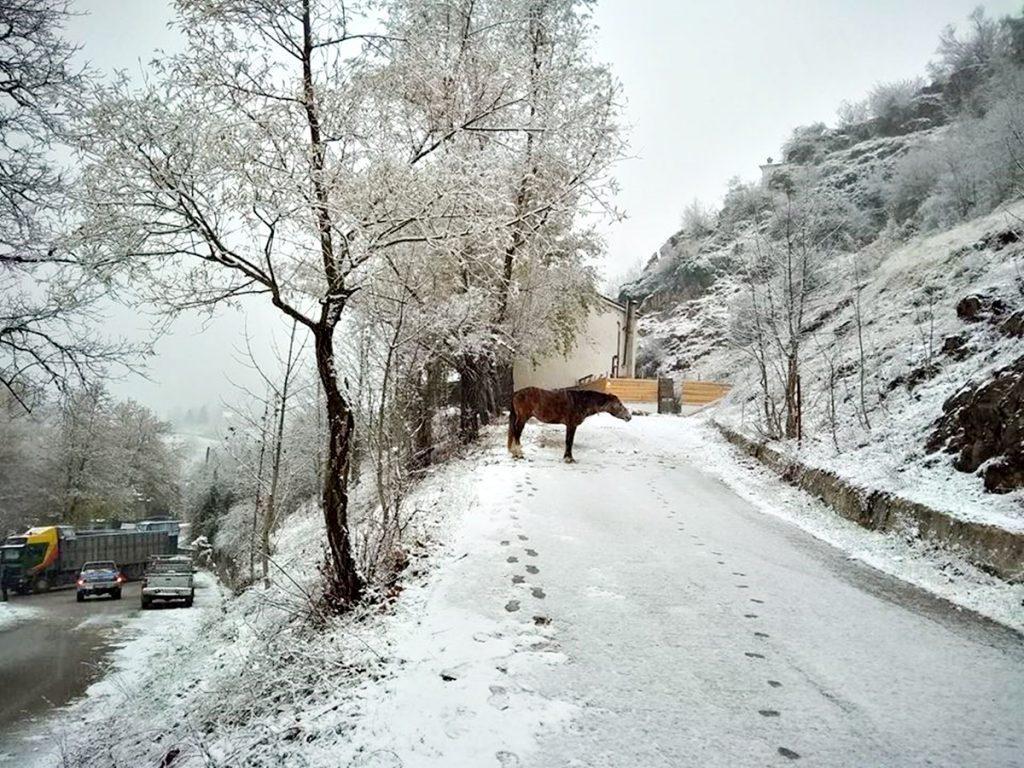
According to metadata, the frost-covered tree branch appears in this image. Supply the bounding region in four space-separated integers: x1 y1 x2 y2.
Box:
0 0 136 405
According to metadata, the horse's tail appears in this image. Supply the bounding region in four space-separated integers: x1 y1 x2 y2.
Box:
507 391 517 451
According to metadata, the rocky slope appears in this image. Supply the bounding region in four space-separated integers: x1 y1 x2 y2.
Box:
622 116 1024 531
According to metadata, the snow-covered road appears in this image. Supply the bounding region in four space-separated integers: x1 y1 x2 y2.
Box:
347 415 1024 768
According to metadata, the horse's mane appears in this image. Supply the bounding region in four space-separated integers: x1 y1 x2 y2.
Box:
568 388 616 409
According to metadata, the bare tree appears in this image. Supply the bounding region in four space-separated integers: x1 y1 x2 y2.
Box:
731 171 861 439
0 0 136 407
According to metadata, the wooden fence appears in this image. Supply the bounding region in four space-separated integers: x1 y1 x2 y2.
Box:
680 380 731 406
579 377 732 409
579 377 659 403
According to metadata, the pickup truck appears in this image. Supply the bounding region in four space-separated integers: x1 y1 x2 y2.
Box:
140 555 194 609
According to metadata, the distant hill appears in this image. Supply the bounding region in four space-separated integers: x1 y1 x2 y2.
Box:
622 8 1024 529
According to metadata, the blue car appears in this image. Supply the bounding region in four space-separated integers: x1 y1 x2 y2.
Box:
76 561 125 602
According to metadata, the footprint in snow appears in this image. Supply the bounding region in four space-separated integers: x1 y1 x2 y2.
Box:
525 565 539 575
443 707 472 739
496 751 521 768
745 652 766 659
505 600 520 613
517 535 528 541
744 613 758 619
500 540 510 546
531 587 546 599
750 598 765 604
528 639 559 652
525 549 538 557
767 680 783 688
777 747 800 760
512 575 525 585
754 631 769 638
507 556 519 563
487 685 510 710
350 750 404 768
758 709 781 717
533 615 551 626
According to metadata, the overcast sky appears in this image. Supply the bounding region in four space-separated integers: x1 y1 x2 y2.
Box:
65 0 1020 416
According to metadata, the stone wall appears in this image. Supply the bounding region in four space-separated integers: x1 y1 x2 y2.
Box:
715 424 1024 583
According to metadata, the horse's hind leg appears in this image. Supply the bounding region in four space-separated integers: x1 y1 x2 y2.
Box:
563 424 577 463
514 416 527 457
508 409 525 458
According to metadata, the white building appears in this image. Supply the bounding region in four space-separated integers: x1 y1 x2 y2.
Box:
513 295 637 390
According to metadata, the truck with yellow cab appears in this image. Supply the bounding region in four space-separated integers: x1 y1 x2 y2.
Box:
0 525 175 595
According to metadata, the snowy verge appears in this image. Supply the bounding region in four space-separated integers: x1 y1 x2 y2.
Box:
37 436 571 768
0 601 38 632
715 420 1023 582
18 571 227 767
641 414 1024 633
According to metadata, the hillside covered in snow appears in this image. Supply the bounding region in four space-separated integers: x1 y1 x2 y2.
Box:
622 11 1024 534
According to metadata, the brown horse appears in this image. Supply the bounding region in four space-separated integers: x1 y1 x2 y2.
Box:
508 386 632 463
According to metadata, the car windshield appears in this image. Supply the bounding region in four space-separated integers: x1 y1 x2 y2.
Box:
82 562 116 573
1 547 21 563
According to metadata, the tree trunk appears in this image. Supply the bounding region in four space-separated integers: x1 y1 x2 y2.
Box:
458 356 504 443
410 362 439 470
494 362 514 409
250 398 271 584
313 325 363 608
784 353 800 439
262 320 298 588
458 358 480 443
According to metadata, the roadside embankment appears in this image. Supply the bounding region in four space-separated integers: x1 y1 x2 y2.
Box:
715 423 1024 583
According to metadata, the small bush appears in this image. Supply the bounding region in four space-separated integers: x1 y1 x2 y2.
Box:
868 78 925 135
836 99 870 129
681 199 714 237
885 143 941 225
782 123 829 164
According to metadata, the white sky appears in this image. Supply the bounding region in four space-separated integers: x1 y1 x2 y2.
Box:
64 0 1021 415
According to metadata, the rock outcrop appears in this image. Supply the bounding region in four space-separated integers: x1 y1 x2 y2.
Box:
927 354 1024 493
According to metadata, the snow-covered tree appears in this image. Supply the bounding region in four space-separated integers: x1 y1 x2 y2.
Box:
929 6 1005 114
75 0 619 608
46 384 181 523
730 171 863 439
378 0 623 439
0 0 134 407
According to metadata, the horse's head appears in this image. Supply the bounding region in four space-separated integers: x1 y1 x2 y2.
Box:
604 395 632 422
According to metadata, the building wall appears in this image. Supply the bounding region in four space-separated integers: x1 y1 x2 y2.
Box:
513 299 634 390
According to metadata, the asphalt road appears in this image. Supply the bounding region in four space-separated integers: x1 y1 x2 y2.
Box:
0 583 148 761
519 419 1024 767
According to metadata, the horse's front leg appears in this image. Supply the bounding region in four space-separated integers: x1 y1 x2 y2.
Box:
564 423 577 463
510 412 527 458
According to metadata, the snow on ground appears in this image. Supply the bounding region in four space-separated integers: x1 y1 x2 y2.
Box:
27 415 1024 767
17 572 227 766
0 601 38 631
